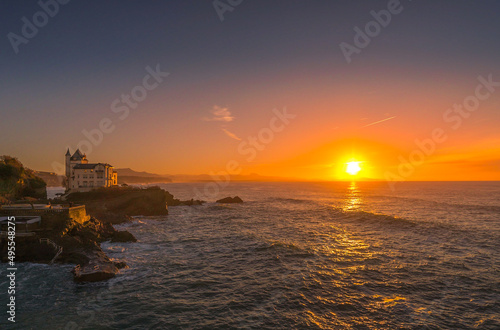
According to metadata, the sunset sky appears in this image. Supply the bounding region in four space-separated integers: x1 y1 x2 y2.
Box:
1 0 500 181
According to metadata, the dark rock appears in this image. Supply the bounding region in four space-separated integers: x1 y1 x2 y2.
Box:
232 196 243 203
111 230 137 243
178 199 205 206
73 263 117 282
114 261 128 269
0 213 136 282
72 250 118 282
166 198 205 206
59 251 89 265
216 196 243 203
66 186 171 219
93 213 132 225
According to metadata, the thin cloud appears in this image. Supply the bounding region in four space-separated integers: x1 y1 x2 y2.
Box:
363 116 396 128
203 105 234 122
222 128 241 141
203 105 240 140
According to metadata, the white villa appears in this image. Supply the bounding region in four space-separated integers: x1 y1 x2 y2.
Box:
65 149 117 192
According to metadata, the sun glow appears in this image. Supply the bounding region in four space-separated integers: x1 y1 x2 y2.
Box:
346 161 361 176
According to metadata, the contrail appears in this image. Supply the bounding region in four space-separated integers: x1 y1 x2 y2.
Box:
222 128 242 141
363 116 396 127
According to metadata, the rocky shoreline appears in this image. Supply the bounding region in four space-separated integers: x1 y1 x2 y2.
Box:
0 214 137 282
0 157 207 282
1 186 240 283
0 186 200 282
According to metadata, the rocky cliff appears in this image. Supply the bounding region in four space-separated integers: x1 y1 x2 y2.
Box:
0 214 135 282
65 186 170 223
65 186 203 223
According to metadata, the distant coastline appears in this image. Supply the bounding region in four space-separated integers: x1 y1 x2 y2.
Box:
114 168 303 184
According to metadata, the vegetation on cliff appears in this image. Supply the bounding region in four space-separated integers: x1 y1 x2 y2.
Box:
0 155 47 201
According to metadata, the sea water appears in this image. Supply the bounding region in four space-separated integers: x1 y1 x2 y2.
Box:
1 182 499 329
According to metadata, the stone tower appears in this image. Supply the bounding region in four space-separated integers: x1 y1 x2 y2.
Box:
65 148 71 179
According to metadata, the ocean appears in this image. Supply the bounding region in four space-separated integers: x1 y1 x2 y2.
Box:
2 182 499 329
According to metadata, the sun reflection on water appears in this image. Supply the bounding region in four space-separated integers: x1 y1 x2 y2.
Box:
343 181 362 212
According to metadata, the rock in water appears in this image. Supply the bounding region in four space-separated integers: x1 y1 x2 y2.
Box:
216 196 243 203
114 261 128 269
111 230 137 242
72 250 119 282
232 196 243 203
73 262 117 282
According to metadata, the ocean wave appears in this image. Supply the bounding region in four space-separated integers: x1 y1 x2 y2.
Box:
372 194 500 213
206 204 234 211
254 241 316 259
265 197 314 204
338 209 418 228
255 241 302 251
329 208 500 254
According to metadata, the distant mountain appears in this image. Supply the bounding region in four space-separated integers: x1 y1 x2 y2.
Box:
168 173 302 182
116 168 301 184
115 168 172 184
35 171 66 187
115 168 164 177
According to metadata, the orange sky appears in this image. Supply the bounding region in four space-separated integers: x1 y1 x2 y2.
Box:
2 2 500 182
8 70 499 182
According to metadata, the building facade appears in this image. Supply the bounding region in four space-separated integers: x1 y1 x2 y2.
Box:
65 149 117 192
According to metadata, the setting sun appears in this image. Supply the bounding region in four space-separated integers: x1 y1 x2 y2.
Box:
346 161 361 176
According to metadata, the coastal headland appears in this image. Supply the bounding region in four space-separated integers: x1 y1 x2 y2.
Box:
0 156 204 282
0 184 203 282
